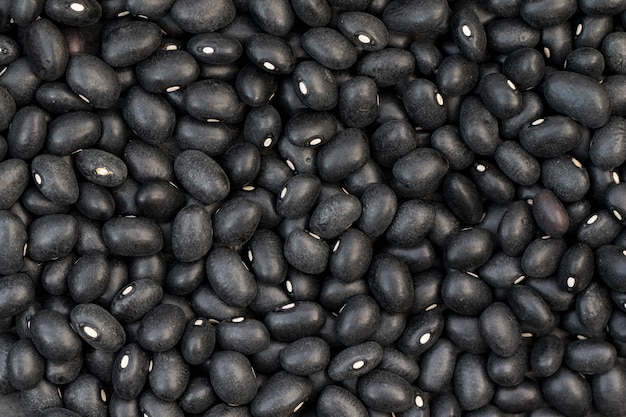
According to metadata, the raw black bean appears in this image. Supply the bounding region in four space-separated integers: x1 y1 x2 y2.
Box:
179 377 217 415
206 247 257 307
565 339 616 375
398 310 444 357
20 379 63 415
66 54 120 109
136 50 199 94
174 150 230 204
445 227 494 271
70 303 125 351
102 216 163 257
217 317 270 355
530 334 564 378
493 378 544 414
148 348 189 401
459 95 500 155
479 302 521 357
542 366 592 417
7 338 44 390
184 79 243 124
246 229 287 285
30 309 82 361
31 154 79 205
402 78 446 131
170 0 235 33
507 285 557 337
112 342 150 400
358 369 413 413
589 116 626 170
213 197 261 247
454 353 494 411
137 303 186 352
284 229 329 274
577 209 622 248
336 294 380 346
532 189 569 237
180 317 215 366
27 214 78 261
111 278 163 323
382 0 450 35
317 385 367 417
0 211 27 275
486 18 541 54
101 21 162 68
251 371 311 417
139 390 184 417
44 0 101 26
301 27 357 70
123 86 175 146
246 33 296 75
592 362 626 416
488 345 527 387
248 0 294 36
264 301 326 342
558 243 594 293
543 71 610 129
171 205 212 263
280 336 330 376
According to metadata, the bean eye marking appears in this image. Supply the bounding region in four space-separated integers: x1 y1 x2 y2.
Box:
122 285 134 296
202 46 215 54
194 319 204 326
543 47 551 58
263 61 276 71
352 360 365 369
120 354 130 369
281 302 296 310
70 2 85 12
613 209 623 221
576 24 583 36
435 92 444 106
587 214 598 224
34 172 42 184
476 164 486 172
425 303 437 311
461 25 472 37
294 402 305 413
79 94 91 103
357 33 371 44
514 275 526 284
506 79 516 90
166 86 180 92
298 81 308 95
232 316 245 323
263 137 273 147
83 325 99 338
415 395 424 408
22 243 27 256
332 240 341 252
95 167 112 176
280 186 288 199
566 277 576 288
309 232 321 240
285 159 296 171
100 389 107 402
419 333 431 344
285 280 293 293
531 118 544 126
247 249 253 262
309 137 322 146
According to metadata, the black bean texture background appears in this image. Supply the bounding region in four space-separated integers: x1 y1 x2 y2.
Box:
4 1 626 417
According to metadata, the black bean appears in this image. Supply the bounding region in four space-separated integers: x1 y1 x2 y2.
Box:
7 338 44 390
213 197 261 247
206 246 257 307
44 0 101 26
280 336 330 376
179 377 217 415
251 371 311 417
453 353 494 411
66 54 120 109
507 285 557 337
183 79 243 124
148 348 189 402
29 309 82 361
557 243 594 293
174 150 230 204
592 362 626 417
170 0 235 33
486 18 540 53
139 390 184 417
487 344 527 387
492 378 544 414
335 294 380 346
530 334 564 378
264 301 326 342
358 369 413 413
20 379 63 415
451 7 487 63
317 385 367 417
137 303 186 352
301 27 357 70
382 0 449 35
578 209 622 248
112 342 150 400
542 366 592 417
531 189 569 238
102 216 163 257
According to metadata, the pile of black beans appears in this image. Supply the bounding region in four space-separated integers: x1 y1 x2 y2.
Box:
4 0 626 416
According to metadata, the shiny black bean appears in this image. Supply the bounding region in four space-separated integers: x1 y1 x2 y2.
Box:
138 390 184 417
101 21 161 68
187 33 242 66
0 159 29 210
102 216 162 257
179 377 217 415
205 246 257 307
488 344 527 387
248 0 294 36
577 209 622 248
75 148 127 188
521 236 567 278
217 317 270 355
20 379 63 415
174 150 230 204
530 334 564 378
30 154 79 205
486 18 540 53
479 302 521 357
44 0 101 26
398 310 444 357
454 353 494 411
507 285 557 337
335 294 380 346
171 204 212 263
0 57 41 107
179 317 215 366
542 366 592 417
393 148 448 196
451 7 487 63
136 50 199 94
317 385 367 417
445 227 494 271
592 363 626 416
402 78 446 131
382 0 450 35
251 371 311 417
565 339 616 375
137 303 185 352
170 0 235 33
435 55 479 97
24 19 68 82
66 54 120 109
110 278 162 323
0 211 27 275
70 303 124 351
148 348 189 402
247 229 287 285
246 33 296 75
459 95 500 155
27 214 78 261
309 192 362 239
301 27 357 70
29 309 82 361
358 369 413 413
589 116 626 170
264 301 326 342
532 189 569 238
7 338 44 390
213 197 261 247
184 79 243 124
280 336 330 376
123 86 175 146
112 342 150 400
